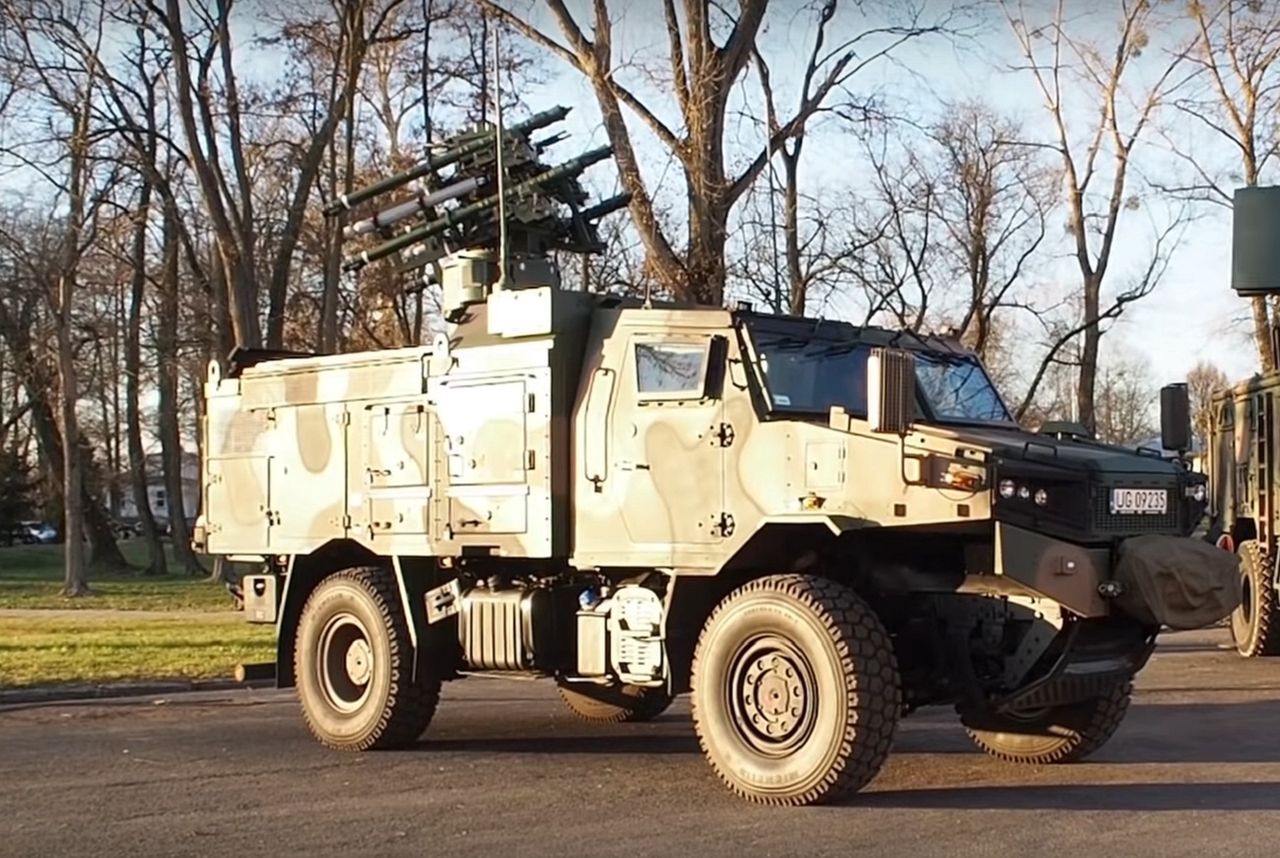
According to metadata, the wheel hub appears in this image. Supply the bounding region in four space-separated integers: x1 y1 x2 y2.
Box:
345 638 373 685
318 613 375 714
729 637 816 755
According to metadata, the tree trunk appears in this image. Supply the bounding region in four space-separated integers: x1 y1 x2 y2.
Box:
1076 274 1102 435
55 275 86 596
1252 295 1275 374
162 0 261 349
781 147 804 315
159 201 205 576
319 119 344 352
125 181 167 576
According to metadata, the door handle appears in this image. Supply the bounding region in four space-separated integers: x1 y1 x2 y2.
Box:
617 461 650 471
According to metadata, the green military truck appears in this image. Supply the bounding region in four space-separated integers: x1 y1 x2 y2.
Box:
195 110 1239 806
1203 186 1280 659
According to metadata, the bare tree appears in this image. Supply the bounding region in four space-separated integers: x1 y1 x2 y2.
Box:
1188 358 1230 450
1004 0 1194 434
1155 0 1280 372
931 101 1054 366
0 0 123 594
1093 345 1157 446
476 0 954 305
155 0 404 350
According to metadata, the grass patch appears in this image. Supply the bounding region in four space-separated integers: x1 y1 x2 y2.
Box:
0 542 238 612
0 614 275 688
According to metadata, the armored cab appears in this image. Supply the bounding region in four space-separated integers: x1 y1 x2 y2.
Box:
196 108 1241 806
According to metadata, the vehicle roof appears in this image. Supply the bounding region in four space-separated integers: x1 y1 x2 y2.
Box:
735 308 977 358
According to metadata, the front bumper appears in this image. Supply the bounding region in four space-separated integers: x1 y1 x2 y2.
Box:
989 522 1112 617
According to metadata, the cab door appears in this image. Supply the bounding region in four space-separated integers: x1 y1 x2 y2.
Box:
609 330 729 554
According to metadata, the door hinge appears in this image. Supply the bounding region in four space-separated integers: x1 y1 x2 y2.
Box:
713 512 736 538
716 422 735 447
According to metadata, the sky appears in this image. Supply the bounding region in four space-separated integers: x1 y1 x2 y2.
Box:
3 0 1263 395
498 0 1267 388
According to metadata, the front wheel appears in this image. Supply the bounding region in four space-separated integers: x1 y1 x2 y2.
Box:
961 681 1132 764
690 574 901 806
294 566 440 750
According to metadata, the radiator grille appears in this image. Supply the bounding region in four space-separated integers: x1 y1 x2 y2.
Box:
1091 488 1179 533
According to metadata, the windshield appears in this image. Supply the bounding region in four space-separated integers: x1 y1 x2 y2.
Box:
748 328 1012 425
914 352 1012 423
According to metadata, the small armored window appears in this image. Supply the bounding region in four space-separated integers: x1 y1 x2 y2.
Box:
634 341 708 399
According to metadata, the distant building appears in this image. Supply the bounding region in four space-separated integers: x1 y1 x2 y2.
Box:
115 452 200 522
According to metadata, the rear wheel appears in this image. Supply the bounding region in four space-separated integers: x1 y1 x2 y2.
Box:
1230 540 1280 657
557 682 673 723
961 681 1132 764
690 574 900 806
294 566 440 750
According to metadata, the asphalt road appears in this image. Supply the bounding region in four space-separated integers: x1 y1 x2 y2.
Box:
2 628 1279 858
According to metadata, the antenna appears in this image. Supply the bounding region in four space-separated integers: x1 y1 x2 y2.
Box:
492 21 509 293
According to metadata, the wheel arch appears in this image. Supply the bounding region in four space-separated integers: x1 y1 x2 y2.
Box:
276 539 387 688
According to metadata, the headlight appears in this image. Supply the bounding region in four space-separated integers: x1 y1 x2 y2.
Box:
1017 485 1031 500
1034 488 1049 507
998 479 1016 498
1185 483 1207 503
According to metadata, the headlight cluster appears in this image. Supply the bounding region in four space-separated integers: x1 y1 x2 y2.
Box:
998 478 1049 507
1184 483 1207 503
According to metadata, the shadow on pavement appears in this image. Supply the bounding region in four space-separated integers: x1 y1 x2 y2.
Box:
856 781 1280 812
417 732 701 755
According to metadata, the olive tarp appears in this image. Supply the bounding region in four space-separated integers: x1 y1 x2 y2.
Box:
1113 535 1242 630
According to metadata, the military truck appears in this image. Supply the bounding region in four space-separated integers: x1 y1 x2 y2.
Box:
1202 185 1280 659
195 108 1239 806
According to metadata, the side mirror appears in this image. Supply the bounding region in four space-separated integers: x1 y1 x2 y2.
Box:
868 347 915 435
1160 382 1192 454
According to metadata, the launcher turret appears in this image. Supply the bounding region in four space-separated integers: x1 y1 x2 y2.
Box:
326 105 627 319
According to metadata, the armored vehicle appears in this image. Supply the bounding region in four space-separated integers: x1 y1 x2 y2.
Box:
196 110 1239 806
1203 185 1280 658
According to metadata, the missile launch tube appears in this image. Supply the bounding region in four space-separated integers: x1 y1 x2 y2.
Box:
323 105 571 216
342 176 484 239
343 145 614 273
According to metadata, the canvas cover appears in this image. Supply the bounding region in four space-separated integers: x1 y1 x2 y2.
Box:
1113 535 1242 630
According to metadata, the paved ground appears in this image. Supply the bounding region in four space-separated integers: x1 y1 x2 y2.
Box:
2 627 1279 858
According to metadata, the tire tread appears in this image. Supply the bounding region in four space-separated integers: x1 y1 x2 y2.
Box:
1233 541 1280 658
557 684 673 723
964 681 1133 765
295 566 440 751
690 574 900 806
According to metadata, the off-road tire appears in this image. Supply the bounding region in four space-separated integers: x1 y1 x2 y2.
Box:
690 574 901 806
961 681 1132 765
1230 540 1280 657
294 566 440 750
557 682 674 723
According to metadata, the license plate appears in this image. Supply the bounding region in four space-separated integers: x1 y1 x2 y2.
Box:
1110 488 1167 515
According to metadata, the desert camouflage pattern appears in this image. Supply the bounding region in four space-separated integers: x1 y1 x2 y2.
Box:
200 283 1158 620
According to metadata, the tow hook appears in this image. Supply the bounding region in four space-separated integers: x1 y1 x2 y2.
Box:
1098 580 1124 598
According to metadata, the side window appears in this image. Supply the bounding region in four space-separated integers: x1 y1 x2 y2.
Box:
634 340 708 400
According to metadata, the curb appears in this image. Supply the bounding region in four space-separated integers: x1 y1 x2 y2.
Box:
0 677 277 706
